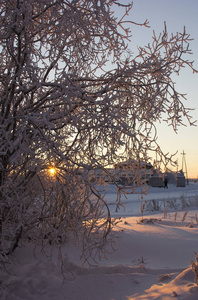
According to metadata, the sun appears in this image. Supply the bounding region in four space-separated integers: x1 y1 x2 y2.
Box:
49 167 56 176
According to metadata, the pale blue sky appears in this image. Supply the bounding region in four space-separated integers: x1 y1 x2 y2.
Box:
115 0 198 178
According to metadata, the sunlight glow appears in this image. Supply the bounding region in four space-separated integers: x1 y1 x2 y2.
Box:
49 167 56 176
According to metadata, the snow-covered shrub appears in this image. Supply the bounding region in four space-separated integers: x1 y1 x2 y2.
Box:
144 195 198 213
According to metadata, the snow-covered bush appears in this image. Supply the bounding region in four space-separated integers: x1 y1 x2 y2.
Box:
0 0 196 263
191 252 198 284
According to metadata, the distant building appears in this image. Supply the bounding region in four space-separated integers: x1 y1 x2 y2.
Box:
87 160 186 188
148 171 164 187
176 170 186 187
114 159 153 185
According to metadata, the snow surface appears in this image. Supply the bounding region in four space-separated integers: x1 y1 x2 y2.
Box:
1 182 198 300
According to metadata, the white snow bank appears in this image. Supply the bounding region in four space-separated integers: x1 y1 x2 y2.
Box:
1 182 198 300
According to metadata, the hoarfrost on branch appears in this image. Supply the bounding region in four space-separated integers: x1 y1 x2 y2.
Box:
0 0 196 263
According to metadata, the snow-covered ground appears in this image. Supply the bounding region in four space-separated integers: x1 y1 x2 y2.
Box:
1 181 198 300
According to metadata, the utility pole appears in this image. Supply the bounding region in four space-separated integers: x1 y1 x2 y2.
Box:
181 150 189 185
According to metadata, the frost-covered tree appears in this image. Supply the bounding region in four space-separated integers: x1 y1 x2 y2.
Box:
0 0 196 262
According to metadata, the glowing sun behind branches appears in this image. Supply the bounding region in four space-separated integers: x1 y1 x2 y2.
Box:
48 167 56 176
